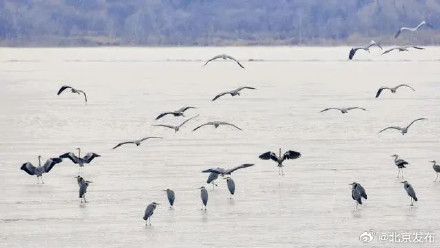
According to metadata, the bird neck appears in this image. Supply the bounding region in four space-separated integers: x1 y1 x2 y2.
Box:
38 156 41 167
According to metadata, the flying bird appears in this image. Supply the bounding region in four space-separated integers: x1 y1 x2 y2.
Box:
349 40 383 60
57 85 87 103
155 106 196 120
202 164 254 177
20 156 63 184
143 202 159 225
320 107 366 114
59 148 100 175
212 87 256 101
379 118 427 135
76 176 92 203
259 148 301 175
394 21 433 38
375 84 415 98
381 46 424 55
112 136 162 149
153 115 199 132
193 121 242 131
401 181 418 206
203 54 245 68
164 189 175 208
392 155 409 179
430 160 440 182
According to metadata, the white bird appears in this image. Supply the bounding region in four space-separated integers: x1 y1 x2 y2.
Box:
375 84 415 98
153 115 199 132
212 87 256 101
155 106 196 120
20 156 63 184
203 54 245 68
379 118 427 135
320 107 366 114
112 136 162 149
349 40 383 60
57 85 87 103
381 46 424 55
193 121 242 131
394 21 433 38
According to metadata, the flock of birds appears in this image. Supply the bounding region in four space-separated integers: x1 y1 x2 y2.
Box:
18 20 438 225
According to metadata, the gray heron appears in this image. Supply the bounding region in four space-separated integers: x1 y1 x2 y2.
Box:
199 186 208 210
401 181 417 206
193 121 242 131
394 21 433 38
155 106 196 120
203 54 245 68
381 46 425 55
143 202 159 225
206 172 219 189
350 182 367 209
202 164 254 177
57 85 87 103
391 155 409 178
164 189 175 208
320 107 366 114
225 177 235 199
430 160 440 182
376 84 415 98
349 40 382 60
112 136 162 149
212 86 256 101
379 118 427 135
76 176 92 203
20 156 63 184
259 148 301 175
60 148 100 175
153 115 199 132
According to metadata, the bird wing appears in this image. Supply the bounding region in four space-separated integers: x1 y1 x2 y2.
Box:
236 86 256 91
43 157 63 173
192 122 212 131
227 163 255 174
177 106 195 113
153 124 176 129
410 46 425 50
259 151 279 162
57 85 72 95
382 48 397 55
379 126 402 133
282 150 302 161
59 152 80 163
83 153 100 163
394 28 402 38
218 122 242 130
203 55 223 66
348 48 357 60
406 185 417 200
225 55 245 68
155 112 173 120
139 136 162 142
179 115 199 127
212 92 229 101
202 168 223 174
112 141 135 149
406 118 427 129
347 107 366 111
375 87 392 98
20 162 37 175
77 90 87 102
320 108 341 112
395 84 415 91
368 40 383 50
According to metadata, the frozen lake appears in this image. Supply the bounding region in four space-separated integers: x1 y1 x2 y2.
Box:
0 47 439 247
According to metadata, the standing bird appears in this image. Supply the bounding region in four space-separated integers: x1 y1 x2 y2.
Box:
259 148 302 175
375 84 415 98
212 87 256 101
155 106 196 120
20 156 63 184
59 148 100 175
401 181 418 206
320 107 366 114
206 172 219 189
430 160 440 182
202 164 254 177
392 155 409 179
379 118 427 135
199 186 208 210
225 177 235 199
381 46 425 55
76 176 92 203
112 136 162 149
57 85 87 103
193 121 242 131
394 21 433 38
153 115 199 132
350 182 367 209
349 40 383 60
164 189 175 208
203 54 245 68
143 202 159 225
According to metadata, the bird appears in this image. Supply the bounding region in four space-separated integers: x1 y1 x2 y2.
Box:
57 85 87 103
206 172 219 189
112 136 162 149
394 21 433 38
203 54 245 68
155 106 196 120
153 115 199 132
202 164 254 177
76 176 92 203
379 118 427 135
348 40 383 60
199 186 208 210
225 177 235 199
59 148 100 175
212 86 256 101
392 155 409 179
350 182 367 209
143 202 159 225
320 107 366 114
193 121 242 131
20 156 63 184
401 181 418 206
164 189 175 208
259 148 301 175
381 46 425 55
375 84 415 98
430 160 440 182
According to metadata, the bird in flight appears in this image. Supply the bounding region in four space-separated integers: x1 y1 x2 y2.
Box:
259 148 301 175
155 106 196 120
381 46 424 55
212 86 256 101
379 118 427 135
193 121 242 131
57 85 87 103
394 21 433 38
375 84 415 98
320 107 366 114
59 148 100 175
20 156 63 184
112 136 162 149
153 115 199 132
203 54 245 68
349 40 382 60
202 164 254 177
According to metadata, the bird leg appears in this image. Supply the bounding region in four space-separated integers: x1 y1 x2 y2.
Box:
410 198 413 206
401 169 404 179
396 170 400 178
354 202 358 210
435 173 439 182
41 177 44 184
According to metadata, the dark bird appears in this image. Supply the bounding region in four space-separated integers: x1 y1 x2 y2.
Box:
375 84 415 98
392 155 409 179
143 202 159 225
112 136 162 149
199 186 208 210
193 121 242 131
350 182 367 209
57 85 87 103
379 118 427 135
320 107 366 114
203 54 245 68
349 40 383 60
225 177 235 199
202 164 254 177
59 148 100 175
394 21 433 38
20 156 63 184
155 106 196 120
164 189 175 208
76 176 92 203
212 86 256 101
430 160 440 182
401 181 418 206
381 46 425 55
153 115 199 132
259 148 301 175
